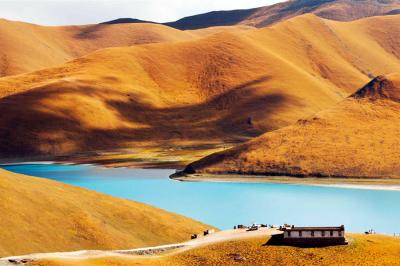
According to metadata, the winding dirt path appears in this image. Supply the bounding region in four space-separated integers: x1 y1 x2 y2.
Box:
0 228 280 265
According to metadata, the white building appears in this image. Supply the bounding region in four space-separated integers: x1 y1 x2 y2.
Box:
280 225 347 246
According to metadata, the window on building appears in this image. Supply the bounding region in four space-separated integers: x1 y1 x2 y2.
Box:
288 231 291 237
338 231 342 237
322 231 325 237
299 231 302 237
330 231 333 236
311 231 314 237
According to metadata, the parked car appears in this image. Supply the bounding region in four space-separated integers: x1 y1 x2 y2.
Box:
247 224 260 231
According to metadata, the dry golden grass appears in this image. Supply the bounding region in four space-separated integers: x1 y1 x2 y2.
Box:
30 234 400 266
0 169 210 257
187 73 400 178
0 19 244 77
0 15 399 160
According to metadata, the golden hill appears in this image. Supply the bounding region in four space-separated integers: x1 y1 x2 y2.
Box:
30 235 400 266
184 73 400 178
0 19 229 77
0 169 209 257
0 15 399 160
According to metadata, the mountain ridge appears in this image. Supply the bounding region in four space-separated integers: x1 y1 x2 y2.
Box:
2 0 400 77
102 0 400 29
0 18 243 77
0 14 399 161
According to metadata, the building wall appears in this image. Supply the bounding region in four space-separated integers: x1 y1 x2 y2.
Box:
282 237 347 247
284 230 344 238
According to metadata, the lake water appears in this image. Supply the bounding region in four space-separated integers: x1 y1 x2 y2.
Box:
2 163 400 234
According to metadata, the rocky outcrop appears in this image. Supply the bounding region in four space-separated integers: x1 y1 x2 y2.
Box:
352 74 400 102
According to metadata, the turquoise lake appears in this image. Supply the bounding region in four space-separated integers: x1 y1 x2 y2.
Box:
2 163 400 234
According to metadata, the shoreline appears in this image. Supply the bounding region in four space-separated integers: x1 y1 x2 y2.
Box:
2 161 400 191
0 142 234 169
172 174 400 191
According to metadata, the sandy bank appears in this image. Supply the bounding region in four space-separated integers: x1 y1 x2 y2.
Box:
172 174 400 191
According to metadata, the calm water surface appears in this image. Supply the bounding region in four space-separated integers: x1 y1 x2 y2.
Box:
2 163 400 234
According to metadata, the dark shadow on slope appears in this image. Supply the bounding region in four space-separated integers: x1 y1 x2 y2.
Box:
165 8 260 30
101 18 157 25
0 76 303 157
386 9 400 15
263 234 284 246
75 24 110 40
255 0 335 27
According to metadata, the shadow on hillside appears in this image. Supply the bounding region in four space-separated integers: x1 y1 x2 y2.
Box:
0 75 303 157
75 24 109 40
263 234 284 246
165 8 259 30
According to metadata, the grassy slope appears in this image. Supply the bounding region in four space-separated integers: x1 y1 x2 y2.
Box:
0 15 399 160
31 235 400 266
0 169 210 257
0 19 241 77
1 1 399 76
186 73 400 178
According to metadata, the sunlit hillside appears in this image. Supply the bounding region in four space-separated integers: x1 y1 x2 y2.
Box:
185 73 400 178
0 15 399 160
0 169 210 257
30 235 400 266
0 19 240 76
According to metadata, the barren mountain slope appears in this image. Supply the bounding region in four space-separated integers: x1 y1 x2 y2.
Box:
0 15 399 159
184 73 400 178
113 0 400 30
0 169 209 257
0 19 224 76
246 0 400 27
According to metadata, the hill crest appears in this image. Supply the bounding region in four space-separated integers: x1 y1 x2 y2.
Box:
0 18 233 77
103 0 400 29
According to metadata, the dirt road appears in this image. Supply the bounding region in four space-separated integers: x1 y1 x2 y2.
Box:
0 228 281 265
